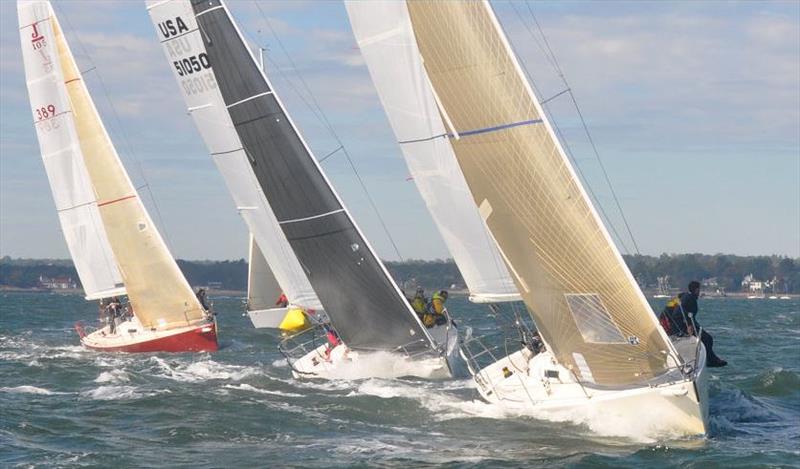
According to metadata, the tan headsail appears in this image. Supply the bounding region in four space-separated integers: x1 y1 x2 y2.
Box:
406 1 680 386
50 11 205 329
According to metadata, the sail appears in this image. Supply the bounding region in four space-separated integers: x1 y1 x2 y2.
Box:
402 1 680 386
345 1 519 304
247 234 282 313
17 1 125 300
182 0 434 353
146 0 323 311
40 1 205 329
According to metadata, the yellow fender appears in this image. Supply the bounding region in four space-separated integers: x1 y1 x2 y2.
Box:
279 308 310 333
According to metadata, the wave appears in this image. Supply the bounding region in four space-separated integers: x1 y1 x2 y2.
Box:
0 385 62 395
94 369 130 384
223 383 304 398
149 357 260 383
748 368 800 397
81 385 169 401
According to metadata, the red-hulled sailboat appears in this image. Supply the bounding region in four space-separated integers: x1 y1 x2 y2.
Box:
18 0 217 353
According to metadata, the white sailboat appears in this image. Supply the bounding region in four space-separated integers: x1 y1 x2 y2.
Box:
146 0 459 379
347 1 708 436
18 0 217 352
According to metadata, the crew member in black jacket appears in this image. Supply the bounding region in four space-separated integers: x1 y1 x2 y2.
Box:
677 281 728 368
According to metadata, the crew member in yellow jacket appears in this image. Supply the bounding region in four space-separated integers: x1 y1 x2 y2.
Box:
422 290 449 328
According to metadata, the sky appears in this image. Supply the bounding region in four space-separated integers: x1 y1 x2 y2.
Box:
1 0 798 261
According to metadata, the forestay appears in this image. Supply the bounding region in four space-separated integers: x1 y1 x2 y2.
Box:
40 1 205 329
187 0 435 353
345 1 519 304
18 0 124 300
247 234 282 314
403 1 681 386
146 0 323 311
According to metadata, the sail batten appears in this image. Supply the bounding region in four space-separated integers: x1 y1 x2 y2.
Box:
345 1 521 303
186 0 434 353
397 0 680 385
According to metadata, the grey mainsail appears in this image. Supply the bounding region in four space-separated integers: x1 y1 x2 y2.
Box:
191 0 434 353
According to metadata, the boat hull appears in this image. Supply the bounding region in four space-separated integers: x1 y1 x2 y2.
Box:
286 323 461 379
78 319 218 353
467 339 709 438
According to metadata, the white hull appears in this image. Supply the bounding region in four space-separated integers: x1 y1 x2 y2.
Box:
288 323 461 380
247 307 288 329
466 336 709 438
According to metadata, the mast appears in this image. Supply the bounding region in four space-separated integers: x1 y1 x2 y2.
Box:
187 0 435 353
345 1 520 304
25 0 206 329
398 0 680 386
17 0 125 301
146 0 323 312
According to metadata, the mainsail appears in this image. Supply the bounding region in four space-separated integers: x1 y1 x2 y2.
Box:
146 0 323 312
18 0 124 300
20 0 205 330
345 1 519 304
247 234 282 314
392 1 680 386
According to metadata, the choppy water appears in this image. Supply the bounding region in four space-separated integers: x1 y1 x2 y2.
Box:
1 292 798 468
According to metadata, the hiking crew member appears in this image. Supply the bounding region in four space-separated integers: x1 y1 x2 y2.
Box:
423 290 449 328
660 281 727 368
196 288 210 311
410 288 428 317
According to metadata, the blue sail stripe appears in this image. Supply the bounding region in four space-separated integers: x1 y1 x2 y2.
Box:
398 118 542 145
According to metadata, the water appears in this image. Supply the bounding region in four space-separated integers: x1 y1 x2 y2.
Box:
1 293 798 468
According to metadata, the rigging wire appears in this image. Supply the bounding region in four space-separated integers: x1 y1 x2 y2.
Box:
515 0 641 255
507 1 643 255
251 1 405 262
54 3 177 252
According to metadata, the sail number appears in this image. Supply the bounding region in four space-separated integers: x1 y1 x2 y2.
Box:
35 104 56 121
173 53 210 77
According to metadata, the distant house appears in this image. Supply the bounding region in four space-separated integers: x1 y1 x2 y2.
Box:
38 275 77 290
741 274 763 293
702 277 719 288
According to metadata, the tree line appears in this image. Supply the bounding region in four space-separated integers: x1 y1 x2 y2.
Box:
1 254 798 293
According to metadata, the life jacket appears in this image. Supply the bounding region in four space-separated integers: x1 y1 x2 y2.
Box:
658 296 686 336
411 295 427 314
431 292 447 315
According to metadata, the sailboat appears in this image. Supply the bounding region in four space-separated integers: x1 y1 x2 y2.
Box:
18 0 217 353
146 0 459 379
346 1 708 436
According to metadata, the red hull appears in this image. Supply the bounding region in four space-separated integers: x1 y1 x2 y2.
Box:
80 322 218 353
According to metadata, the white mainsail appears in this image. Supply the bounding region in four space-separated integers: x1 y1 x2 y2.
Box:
146 0 323 311
345 1 519 304
379 1 682 387
20 0 206 330
18 0 124 300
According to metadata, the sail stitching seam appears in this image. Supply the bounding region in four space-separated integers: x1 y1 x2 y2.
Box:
159 28 199 43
